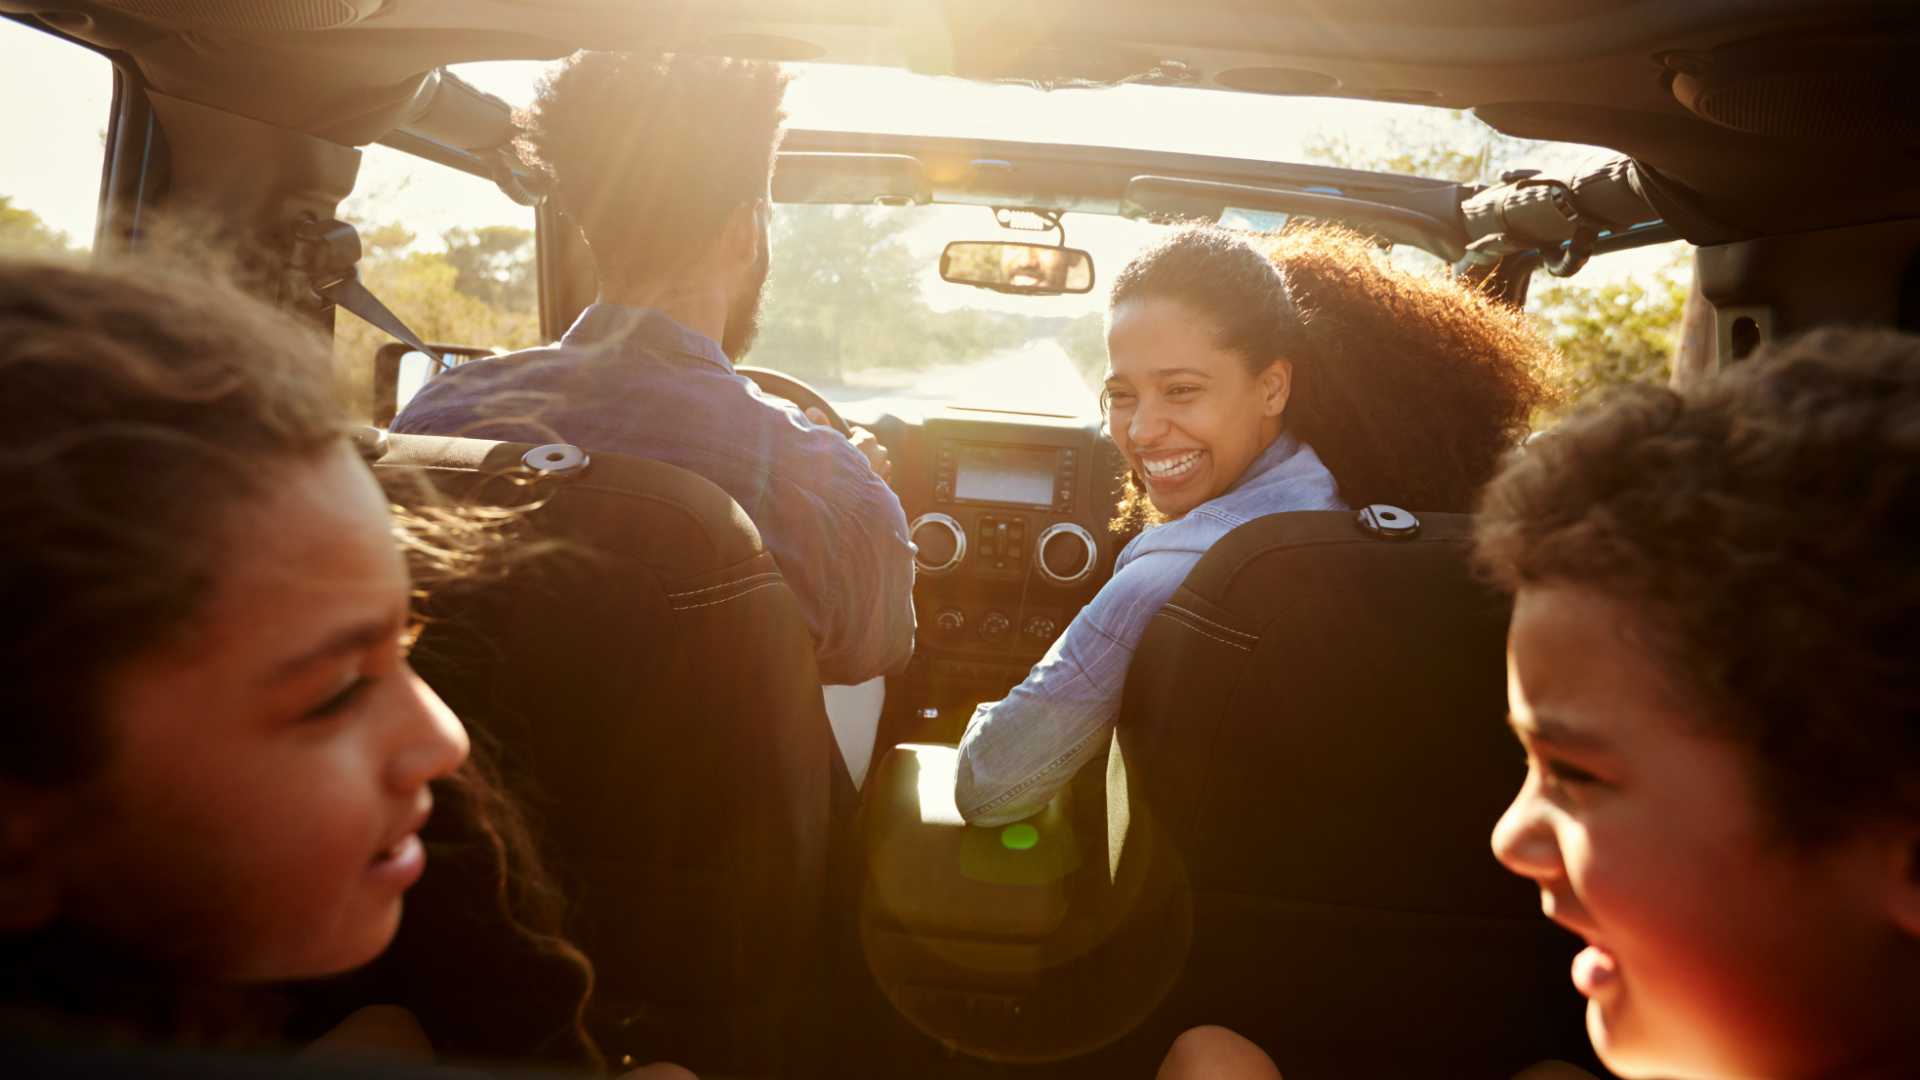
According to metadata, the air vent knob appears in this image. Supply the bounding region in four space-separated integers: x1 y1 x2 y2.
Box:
936 608 966 635
909 513 966 575
1023 615 1058 643
979 612 1012 642
1034 523 1097 586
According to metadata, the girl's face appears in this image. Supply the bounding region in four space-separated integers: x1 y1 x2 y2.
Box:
1493 584 1920 1080
38 443 469 981
1104 299 1291 519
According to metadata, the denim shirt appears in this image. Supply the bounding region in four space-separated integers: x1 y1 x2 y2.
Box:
391 304 916 685
955 433 1346 825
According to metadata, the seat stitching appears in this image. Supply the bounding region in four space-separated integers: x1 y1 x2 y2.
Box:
1157 611 1253 652
670 580 785 611
666 572 783 598
1216 534 1460 595
1161 603 1257 641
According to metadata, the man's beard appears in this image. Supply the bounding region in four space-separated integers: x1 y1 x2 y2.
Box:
720 234 771 361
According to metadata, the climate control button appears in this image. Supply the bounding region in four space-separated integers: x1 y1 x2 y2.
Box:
978 611 1012 642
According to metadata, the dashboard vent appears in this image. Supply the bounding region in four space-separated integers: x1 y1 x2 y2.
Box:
90 0 382 31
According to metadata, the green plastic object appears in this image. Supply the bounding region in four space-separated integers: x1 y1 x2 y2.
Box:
958 800 1083 885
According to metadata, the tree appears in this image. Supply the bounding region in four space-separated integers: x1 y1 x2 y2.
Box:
1302 110 1552 186
330 215 540 420
1301 111 1686 420
1531 268 1687 421
751 204 1046 381
0 194 73 254
443 225 537 313
754 205 926 379
1057 310 1107 382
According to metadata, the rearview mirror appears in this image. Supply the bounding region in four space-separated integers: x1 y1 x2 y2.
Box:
940 241 1095 295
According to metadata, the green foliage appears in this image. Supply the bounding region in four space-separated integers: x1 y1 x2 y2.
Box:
1301 113 1687 421
443 225 537 313
331 216 539 421
358 222 415 259
1302 110 1549 186
0 194 73 254
752 204 1076 381
1532 272 1686 421
1056 310 1108 381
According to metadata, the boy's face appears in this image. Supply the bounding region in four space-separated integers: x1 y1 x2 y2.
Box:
1493 584 1918 1080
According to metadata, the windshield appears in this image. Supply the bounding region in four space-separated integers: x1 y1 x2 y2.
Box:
371 59 1691 420
753 202 1159 419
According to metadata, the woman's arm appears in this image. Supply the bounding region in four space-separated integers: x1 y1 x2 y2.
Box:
955 546 1203 825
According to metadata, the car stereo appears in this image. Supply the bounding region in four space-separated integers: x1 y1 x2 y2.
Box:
933 438 1075 512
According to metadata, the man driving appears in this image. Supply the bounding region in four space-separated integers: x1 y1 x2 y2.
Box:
392 51 914 685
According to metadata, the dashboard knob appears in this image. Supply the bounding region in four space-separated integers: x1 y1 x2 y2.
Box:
1034 523 1098 586
933 481 953 501
908 512 966 576
1023 615 1058 643
978 611 1012 642
935 608 966 635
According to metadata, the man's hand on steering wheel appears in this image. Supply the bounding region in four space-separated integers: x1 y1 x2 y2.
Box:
807 406 892 482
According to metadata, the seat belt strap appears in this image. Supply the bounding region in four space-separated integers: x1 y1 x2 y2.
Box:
293 218 443 365
314 267 443 365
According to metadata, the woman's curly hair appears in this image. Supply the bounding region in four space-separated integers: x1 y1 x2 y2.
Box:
1474 328 1920 843
0 259 594 1059
1107 222 1556 527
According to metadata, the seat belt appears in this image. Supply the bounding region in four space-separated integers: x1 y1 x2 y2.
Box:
292 218 443 365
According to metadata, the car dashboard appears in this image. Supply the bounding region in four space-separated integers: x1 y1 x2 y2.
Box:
853 405 1129 742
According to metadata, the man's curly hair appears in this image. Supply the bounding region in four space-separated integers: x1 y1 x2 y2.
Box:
1474 329 1920 842
515 51 789 283
1107 222 1556 527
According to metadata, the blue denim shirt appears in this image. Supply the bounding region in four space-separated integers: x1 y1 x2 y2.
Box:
391 304 916 685
955 432 1346 825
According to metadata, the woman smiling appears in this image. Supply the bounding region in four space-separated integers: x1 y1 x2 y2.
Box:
956 222 1553 826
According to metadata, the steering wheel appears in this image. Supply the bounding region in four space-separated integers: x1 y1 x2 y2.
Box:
737 366 851 437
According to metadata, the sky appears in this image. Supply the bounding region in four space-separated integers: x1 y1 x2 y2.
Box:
1 18 1680 320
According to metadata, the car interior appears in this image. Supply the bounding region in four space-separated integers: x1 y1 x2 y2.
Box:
3 1 1919 1078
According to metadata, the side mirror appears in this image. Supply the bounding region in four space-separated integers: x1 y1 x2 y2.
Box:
940 241 1095 295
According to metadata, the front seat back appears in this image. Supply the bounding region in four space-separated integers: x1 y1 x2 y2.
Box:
367 434 834 1074
1107 510 1591 1080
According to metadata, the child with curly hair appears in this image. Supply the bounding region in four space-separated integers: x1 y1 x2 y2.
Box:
1164 327 1920 1080
1476 327 1920 1080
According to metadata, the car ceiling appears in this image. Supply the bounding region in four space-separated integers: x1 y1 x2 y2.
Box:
4 0 1918 239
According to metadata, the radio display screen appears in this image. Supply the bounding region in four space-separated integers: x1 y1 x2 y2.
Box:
954 443 1057 507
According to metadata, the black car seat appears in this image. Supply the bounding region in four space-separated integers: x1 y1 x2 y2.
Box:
355 434 839 1074
1090 509 1594 1080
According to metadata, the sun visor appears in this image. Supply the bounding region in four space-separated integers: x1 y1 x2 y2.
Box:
773 153 933 207
1120 175 1467 262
